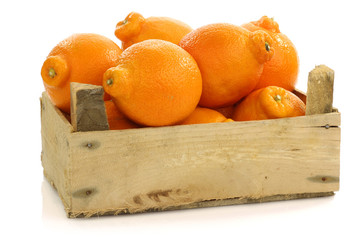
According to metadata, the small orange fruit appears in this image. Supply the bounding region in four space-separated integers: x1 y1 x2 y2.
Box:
104 100 139 130
180 23 274 108
41 33 122 113
179 107 232 125
103 39 202 127
232 86 305 121
242 16 299 91
115 12 192 49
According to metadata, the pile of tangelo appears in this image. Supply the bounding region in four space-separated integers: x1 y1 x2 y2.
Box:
41 12 305 130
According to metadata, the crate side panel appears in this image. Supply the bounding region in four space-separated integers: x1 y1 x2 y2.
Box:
67 113 340 215
41 92 73 212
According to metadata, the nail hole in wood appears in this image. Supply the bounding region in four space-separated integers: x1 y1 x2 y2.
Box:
72 188 97 198
325 124 330 129
82 141 100 150
307 175 338 183
133 195 143 205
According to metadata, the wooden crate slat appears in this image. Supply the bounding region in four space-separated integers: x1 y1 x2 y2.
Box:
66 112 340 216
40 65 341 218
41 92 73 213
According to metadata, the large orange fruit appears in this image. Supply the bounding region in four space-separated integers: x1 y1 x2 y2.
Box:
179 23 274 108
115 12 192 49
179 107 233 125
242 16 299 91
103 39 202 127
41 33 122 113
104 100 139 130
232 86 305 121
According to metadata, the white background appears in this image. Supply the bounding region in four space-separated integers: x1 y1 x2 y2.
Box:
1 0 359 239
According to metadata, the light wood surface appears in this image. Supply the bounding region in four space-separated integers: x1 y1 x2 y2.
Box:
70 82 109 132
41 92 73 214
306 65 335 115
41 65 341 218
67 110 340 217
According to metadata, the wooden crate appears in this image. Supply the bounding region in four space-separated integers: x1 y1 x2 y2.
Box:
40 65 340 218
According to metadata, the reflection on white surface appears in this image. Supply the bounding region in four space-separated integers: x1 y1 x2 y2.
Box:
42 178 67 220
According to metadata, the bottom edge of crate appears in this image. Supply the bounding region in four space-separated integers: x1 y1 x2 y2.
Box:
64 191 335 218
43 172 336 218
43 170 335 218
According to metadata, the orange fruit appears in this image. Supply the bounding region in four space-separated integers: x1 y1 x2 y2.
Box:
103 39 202 127
41 33 122 114
179 23 274 108
232 86 305 121
104 100 139 130
242 16 299 91
179 107 232 125
115 12 192 49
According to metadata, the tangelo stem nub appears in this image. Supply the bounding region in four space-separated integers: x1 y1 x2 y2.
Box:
274 94 282 102
48 68 56 78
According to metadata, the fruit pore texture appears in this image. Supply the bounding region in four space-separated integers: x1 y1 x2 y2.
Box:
242 16 299 91
180 23 273 108
41 33 122 113
233 86 305 121
103 39 202 127
115 12 192 49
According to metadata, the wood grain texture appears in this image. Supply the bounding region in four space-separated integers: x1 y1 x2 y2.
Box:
41 92 73 213
306 65 335 115
40 63 341 218
70 82 109 132
69 192 335 218
66 111 340 217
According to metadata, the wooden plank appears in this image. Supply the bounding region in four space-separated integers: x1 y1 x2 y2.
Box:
67 112 340 217
306 65 335 115
41 92 73 213
68 192 335 218
70 82 109 132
